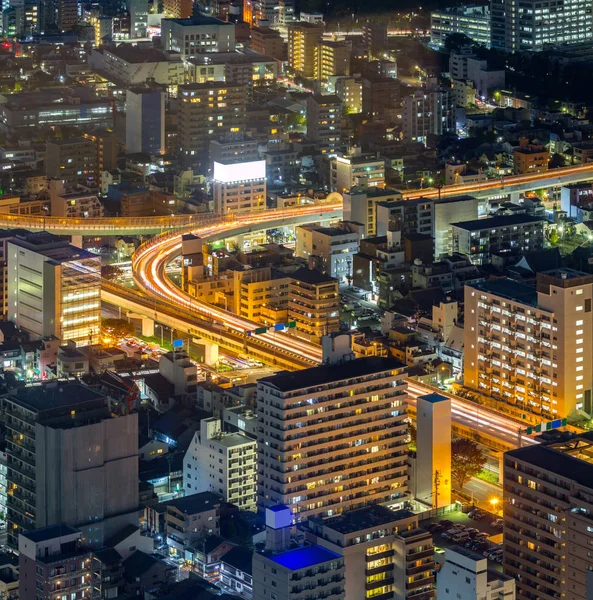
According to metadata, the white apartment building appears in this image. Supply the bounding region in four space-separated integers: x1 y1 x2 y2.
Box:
306 94 342 154
437 547 515 600
257 356 409 521
162 16 235 58
402 89 451 144
7 233 101 346
88 46 185 86
184 418 257 511
212 160 266 215
464 269 593 419
331 153 385 193
295 223 360 282
159 349 198 395
50 190 103 218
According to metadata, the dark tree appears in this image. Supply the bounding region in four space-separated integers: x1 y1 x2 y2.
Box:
451 438 487 491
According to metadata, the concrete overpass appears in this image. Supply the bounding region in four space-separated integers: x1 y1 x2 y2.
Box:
101 281 317 372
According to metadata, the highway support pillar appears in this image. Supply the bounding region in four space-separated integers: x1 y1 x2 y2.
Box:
127 313 155 337
71 234 83 248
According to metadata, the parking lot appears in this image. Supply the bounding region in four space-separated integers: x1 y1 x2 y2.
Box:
421 510 504 569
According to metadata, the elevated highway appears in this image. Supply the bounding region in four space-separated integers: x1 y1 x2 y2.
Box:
4 164 593 235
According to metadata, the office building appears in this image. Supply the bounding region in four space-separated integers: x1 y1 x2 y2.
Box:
434 195 479 257
6 383 138 547
8 233 101 346
306 94 342 154
332 153 385 192
464 269 593 418
212 159 267 214
183 418 257 511
309 505 436 600
249 26 286 60
159 349 198 395
431 6 491 48
375 197 434 238
88 46 185 86
243 0 276 26
164 0 193 18
343 187 403 237
416 393 451 508
437 547 515 600
315 40 351 82
288 267 340 342
178 83 246 167
162 16 235 58
513 142 549 174
125 88 166 155
257 355 409 520
503 433 593 600
402 89 452 144
45 138 99 186
451 214 546 264
231 267 290 322
335 76 363 113
127 0 148 37
295 223 360 282
19 524 91 600
491 0 593 52
288 21 324 77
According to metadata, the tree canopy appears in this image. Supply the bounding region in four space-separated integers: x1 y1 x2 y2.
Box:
451 438 487 491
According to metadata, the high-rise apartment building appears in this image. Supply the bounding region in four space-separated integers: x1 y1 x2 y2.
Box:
212 159 266 214
257 356 409 521
335 76 363 113
314 40 351 82
178 83 246 168
6 383 138 547
464 269 593 418
249 27 286 60
183 418 257 511
162 16 235 58
126 0 148 37
402 89 452 144
308 505 436 600
164 0 193 18
288 21 324 77
19 524 91 600
7 233 101 346
125 88 166 155
45 138 99 187
503 433 593 600
491 0 593 52
362 22 387 57
289 266 340 342
57 0 77 31
306 94 342 154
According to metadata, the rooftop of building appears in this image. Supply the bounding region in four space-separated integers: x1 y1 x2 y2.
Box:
9 232 98 262
311 94 342 105
469 277 539 307
264 544 341 570
451 214 545 231
105 45 177 63
22 523 80 543
321 505 415 535
259 356 404 393
418 392 449 404
220 546 253 574
506 432 593 488
300 224 357 238
290 266 337 285
162 491 221 515
163 14 233 27
9 382 106 413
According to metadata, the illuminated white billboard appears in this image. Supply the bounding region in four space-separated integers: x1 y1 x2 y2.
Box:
213 160 266 183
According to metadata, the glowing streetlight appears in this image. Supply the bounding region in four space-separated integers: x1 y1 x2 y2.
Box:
489 497 501 514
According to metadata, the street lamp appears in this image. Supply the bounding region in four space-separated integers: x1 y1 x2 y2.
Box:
489 497 501 515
